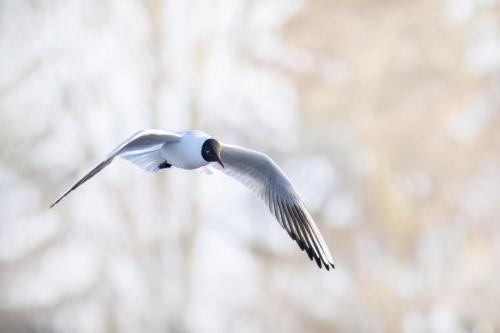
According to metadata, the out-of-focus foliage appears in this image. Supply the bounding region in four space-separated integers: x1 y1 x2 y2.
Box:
1 0 499 332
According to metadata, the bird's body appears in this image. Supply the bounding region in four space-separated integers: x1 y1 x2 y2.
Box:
161 130 211 169
50 129 335 270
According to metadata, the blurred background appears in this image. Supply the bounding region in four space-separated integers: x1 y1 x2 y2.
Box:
1 0 500 332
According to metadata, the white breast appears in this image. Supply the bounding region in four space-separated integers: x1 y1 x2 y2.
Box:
161 131 210 169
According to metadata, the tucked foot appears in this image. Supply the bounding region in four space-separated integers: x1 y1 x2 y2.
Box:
158 161 172 169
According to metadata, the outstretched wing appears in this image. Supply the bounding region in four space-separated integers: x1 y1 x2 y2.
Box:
213 144 335 270
49 129 181 208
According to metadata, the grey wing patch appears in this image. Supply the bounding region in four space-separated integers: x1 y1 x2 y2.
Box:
108 129 181 157
120 149 166 173
214 144 335 270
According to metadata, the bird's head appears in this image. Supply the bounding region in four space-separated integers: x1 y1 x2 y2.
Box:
201 138 224 168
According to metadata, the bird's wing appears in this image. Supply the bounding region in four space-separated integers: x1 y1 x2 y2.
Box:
213 144 335 270
49 129 181 208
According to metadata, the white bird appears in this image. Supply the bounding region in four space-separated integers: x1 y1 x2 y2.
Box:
50 129 335 270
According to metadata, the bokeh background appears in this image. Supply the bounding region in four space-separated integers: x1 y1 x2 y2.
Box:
1 0 500 332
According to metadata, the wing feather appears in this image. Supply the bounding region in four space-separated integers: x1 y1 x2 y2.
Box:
214 144 335 270
49 129 181 208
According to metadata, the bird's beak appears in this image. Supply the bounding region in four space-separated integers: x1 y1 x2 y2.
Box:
216 154 225 168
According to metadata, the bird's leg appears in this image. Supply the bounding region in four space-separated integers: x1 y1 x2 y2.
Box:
158 161 172 169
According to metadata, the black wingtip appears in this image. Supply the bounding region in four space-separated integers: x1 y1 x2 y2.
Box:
319 261 335 271
306 248 314 261
49 195 64 209
315 257 322 268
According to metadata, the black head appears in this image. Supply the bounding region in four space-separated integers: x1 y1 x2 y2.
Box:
201 138 224 168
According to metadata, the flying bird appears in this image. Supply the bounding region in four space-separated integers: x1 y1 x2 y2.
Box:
50 129 335 270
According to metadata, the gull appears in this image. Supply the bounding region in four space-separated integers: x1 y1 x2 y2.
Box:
50 129 335 270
